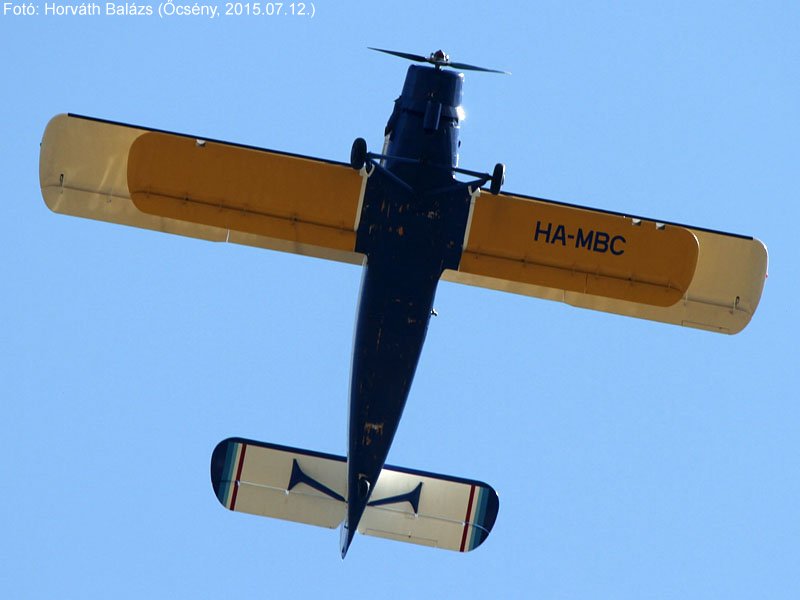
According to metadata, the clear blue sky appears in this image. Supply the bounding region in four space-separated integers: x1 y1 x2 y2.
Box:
2 2 797 598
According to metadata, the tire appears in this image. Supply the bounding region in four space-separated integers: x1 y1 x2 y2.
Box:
490 163 505 195
350 138 368 170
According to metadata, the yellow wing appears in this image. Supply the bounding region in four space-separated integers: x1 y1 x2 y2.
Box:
444 191 767 334
39 114 368 265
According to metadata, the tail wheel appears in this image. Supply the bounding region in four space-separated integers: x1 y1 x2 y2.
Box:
490 163 505 195
350 137 368 170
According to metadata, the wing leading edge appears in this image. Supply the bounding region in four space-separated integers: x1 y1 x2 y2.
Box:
39 114 368 265
445 190 767 334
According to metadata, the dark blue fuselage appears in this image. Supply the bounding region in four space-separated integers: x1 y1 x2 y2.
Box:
341 66 474 555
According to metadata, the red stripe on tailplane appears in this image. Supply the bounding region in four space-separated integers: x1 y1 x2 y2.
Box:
459 484 476 552
229 443 247 511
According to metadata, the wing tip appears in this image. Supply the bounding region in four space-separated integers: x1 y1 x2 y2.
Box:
210 438 247 508
468 485 500 551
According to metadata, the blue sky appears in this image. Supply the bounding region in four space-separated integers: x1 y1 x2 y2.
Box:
2 2 798 598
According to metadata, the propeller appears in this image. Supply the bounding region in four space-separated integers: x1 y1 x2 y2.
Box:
369 47 510 74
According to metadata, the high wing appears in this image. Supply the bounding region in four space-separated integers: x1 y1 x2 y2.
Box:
39 114 368 265
444 190 767 334
211 438 499 552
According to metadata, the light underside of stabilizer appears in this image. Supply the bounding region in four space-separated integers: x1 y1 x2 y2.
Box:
210 438 499 555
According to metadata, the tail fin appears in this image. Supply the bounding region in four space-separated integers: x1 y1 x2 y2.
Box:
211 438 499 554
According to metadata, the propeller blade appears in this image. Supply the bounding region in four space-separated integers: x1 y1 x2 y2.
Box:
448 62 510 75
369 47 509 75
368 47 429 63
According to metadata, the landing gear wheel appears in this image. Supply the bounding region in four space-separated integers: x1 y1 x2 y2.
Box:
490 162 505 195
350 137 368 170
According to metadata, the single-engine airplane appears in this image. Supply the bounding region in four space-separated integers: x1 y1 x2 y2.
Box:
39 49 768 557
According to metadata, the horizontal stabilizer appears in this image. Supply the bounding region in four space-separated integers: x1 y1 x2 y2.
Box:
210 438 499 552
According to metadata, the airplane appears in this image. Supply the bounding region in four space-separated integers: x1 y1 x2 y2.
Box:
38 48 768 558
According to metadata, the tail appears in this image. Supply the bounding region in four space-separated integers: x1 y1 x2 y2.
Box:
211 437 499 556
